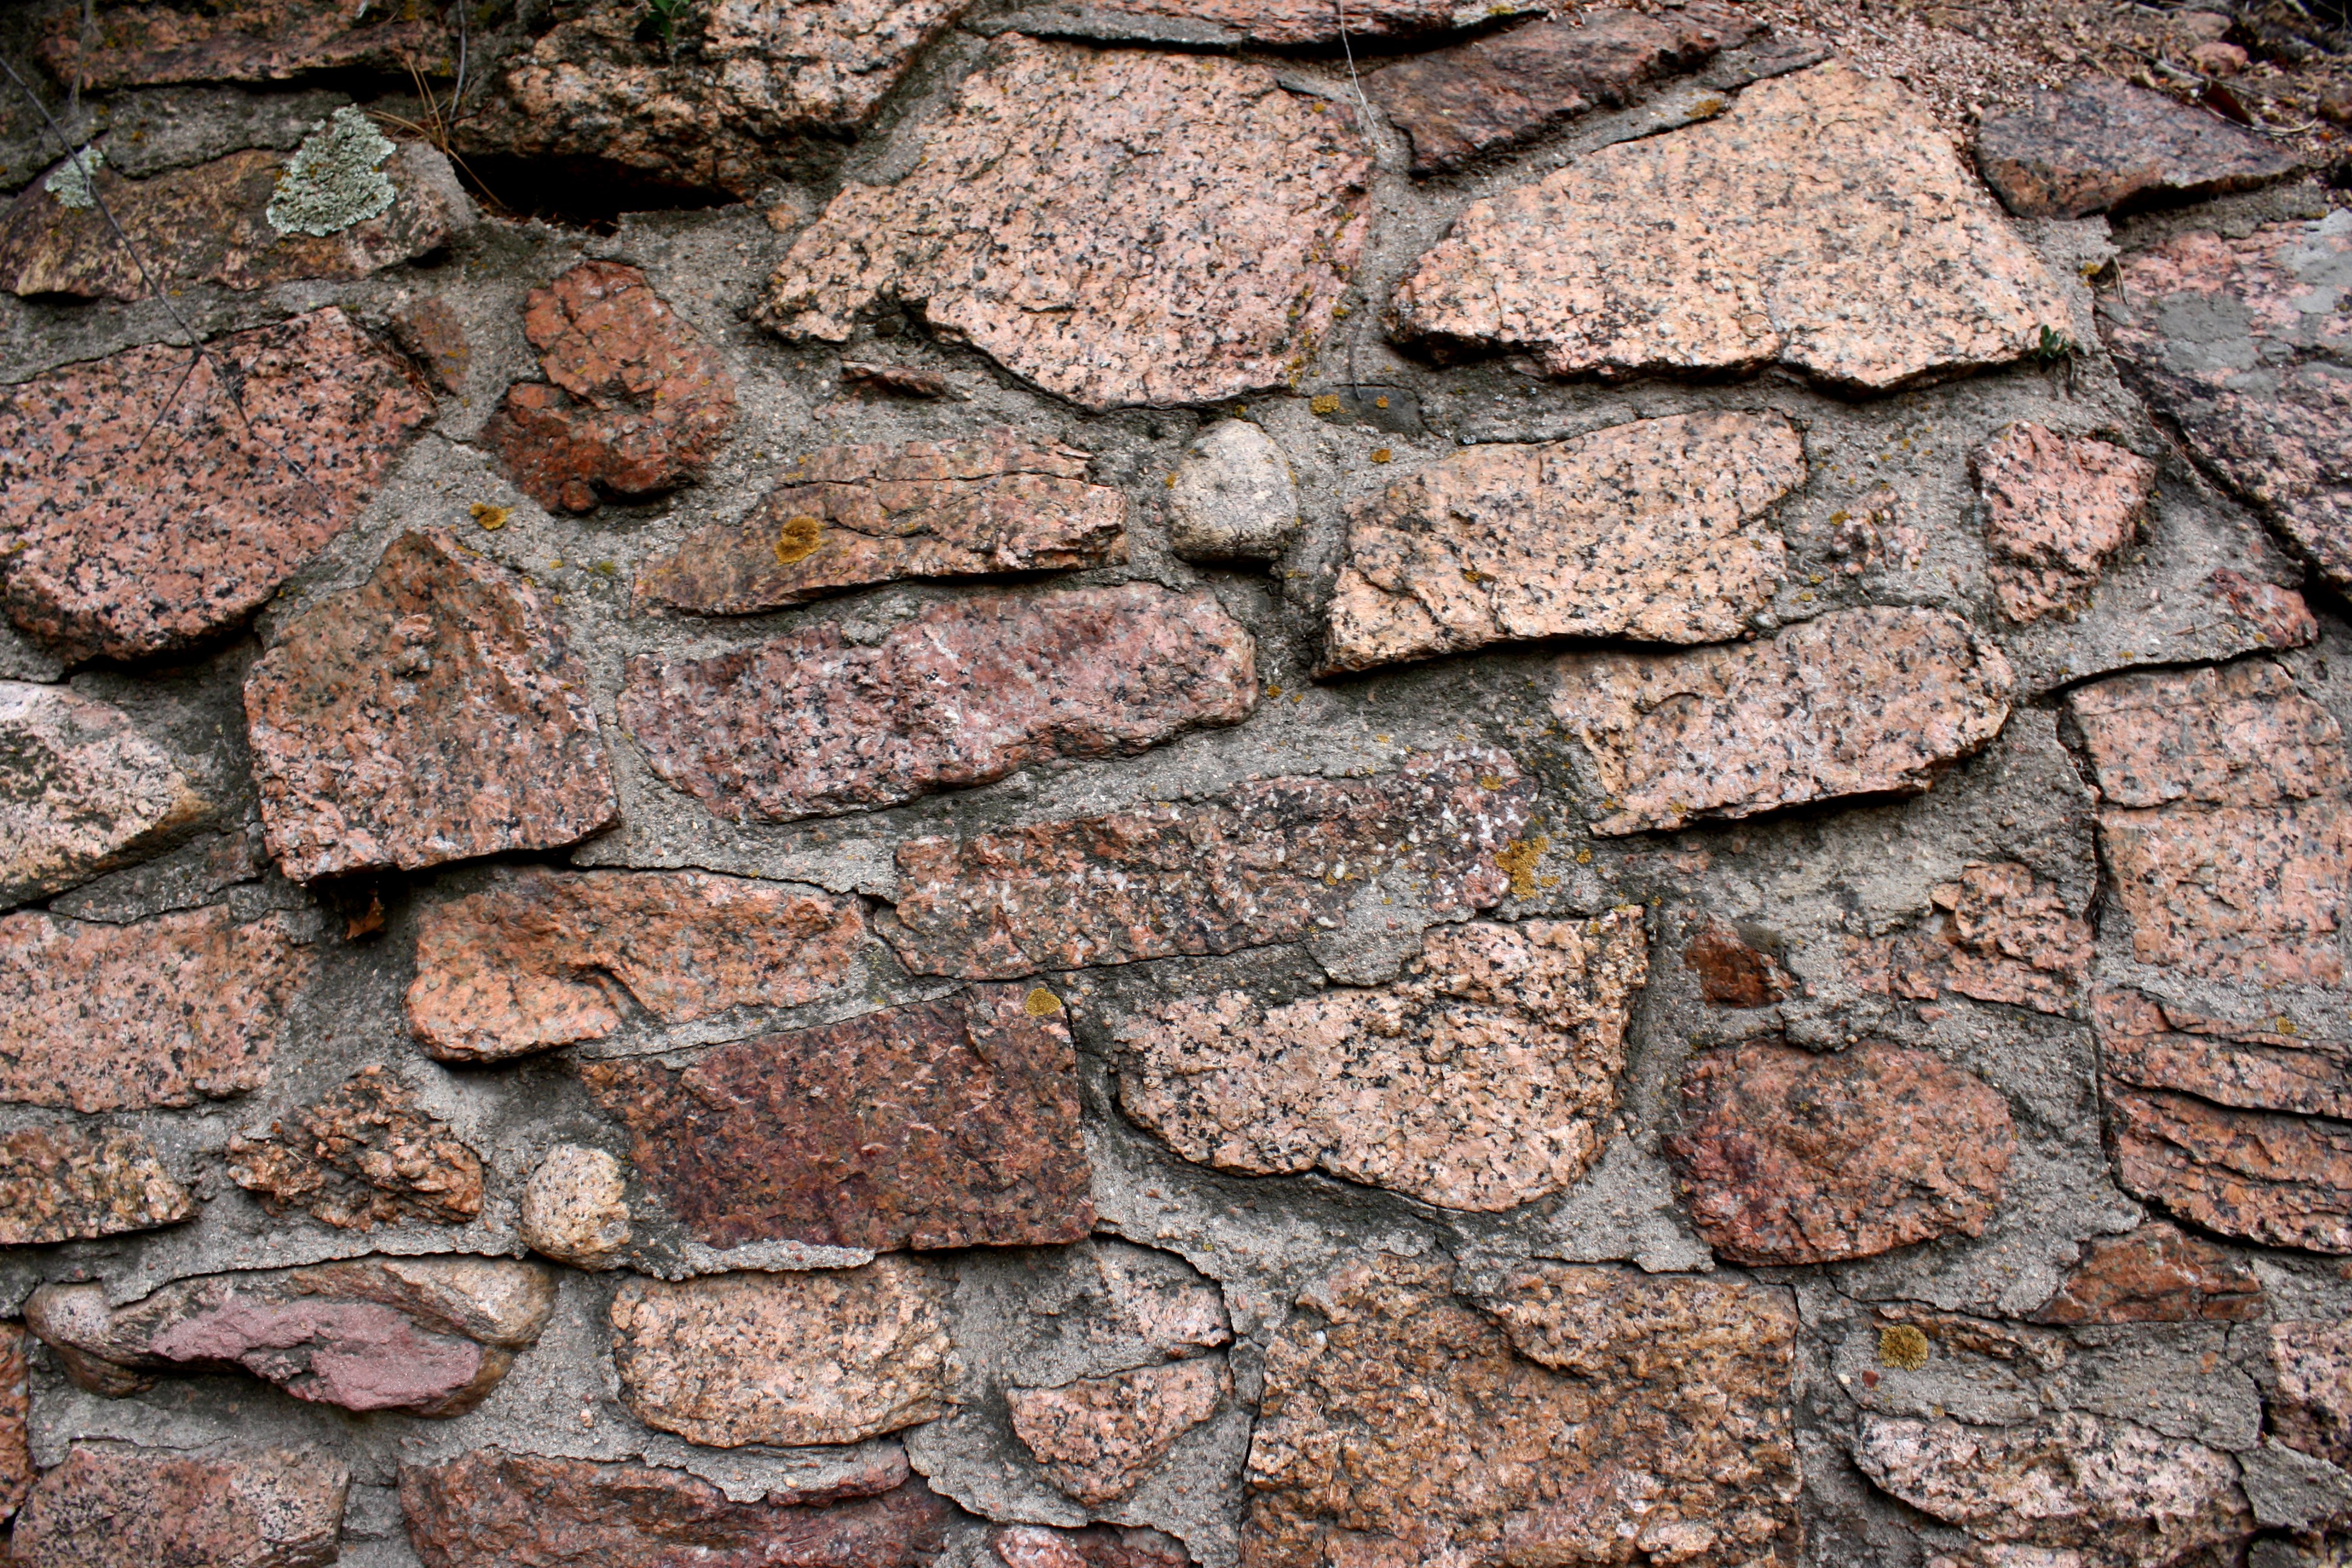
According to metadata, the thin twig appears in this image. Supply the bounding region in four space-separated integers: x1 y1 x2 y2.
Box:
1332 0 1373 402
69 0 91 118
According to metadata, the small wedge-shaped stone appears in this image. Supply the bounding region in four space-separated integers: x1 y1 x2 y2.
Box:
245 528 618 882
11 1442 348 1568
1119 913 1647 1211
406 869 867 1062
1390 64 2069 393
40 0 450 87
0 1124 190 1245
763 36 1370 411
1168 420 1296 564
1972 422 2158 624
611 1260 953 1448
1554 607 2014 836
1322 411 1805 675
0 308 434 661
634 428 1127 615
0 682 204 907
621 583 1254 825
1976 77 2302 220
226 1065 485 1231
25 1255 557 1417
1009 1359 1227 1507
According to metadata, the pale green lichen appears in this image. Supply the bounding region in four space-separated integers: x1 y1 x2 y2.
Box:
44 146 103 210
266 106 397 238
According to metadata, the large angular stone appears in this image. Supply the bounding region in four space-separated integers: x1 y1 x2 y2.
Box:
1976 77 2303 220
1390 64 2069 393
0 1124 191 1244
1971 423 2159 624
0 307 435 661
10 1442 348 1568
884 750 1535 979
1846 861 2094 1018
1244 1255 1800 1568
621 583 1255 825
1667 1039 2017 1266
762 36 1370 411
2271 1321 2352 1470
2069 660 2347 811
1117 912 1647 1211
40 0 450 87
398 1450 955 1568
634 428 1127 616
1553 607 2014 837
225 1066 485 1231
244 528 618 883
25 1255 557 1417
580 984 1091 1251
0 907 312 1112
610 1261 953 1448
1168 420 1295 564
1008 1359 1228 1508
1321 411 1806 675
2031 1220 2264 1325
405 869 867 1063
0 682 204 907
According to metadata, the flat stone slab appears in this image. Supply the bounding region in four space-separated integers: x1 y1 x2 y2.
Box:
1972 422 2158 625
2269 1321 2352 1469
2031 1220 2265 1325
762 36 1370 411
40 0 450 86
1976 77 2302 219
1321 410 1806 675
224 1065 485 1231
1390 63 2070 393
1008 1359 1227 1508
635 428 1127 615
0 307 435 661
0 681 204 907
0 1125 191 1245
621 583 1255 825
993 0 1527 46
11 1442 349 1568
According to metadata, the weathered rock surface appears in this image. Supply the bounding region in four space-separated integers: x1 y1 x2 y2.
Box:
1008 1358 1228 1507
0 1322 25 1519
41 0 449 86
1117 912 1647 1211
2270 1321 2352 1469
2105 1084 2352 1255
2071 659 2345 811
1684 919 1792 1008
1553 607 2014 836
2031 1220 2265 1324
1390 64 2069 393
26 1255 557 1417
392 295 470 394
1322 411 1805 675
884 750 1535 978
0 1124 191 1244
1667 1039 2017 1265
517 1144 631 1272
0 906 312 1112
405 868 867 1062
581 984 1091 1251
1167 420 1296 564
226 1065 485 1230
398 1449 956 1568
0 307 434 661
1972 423 2158 624
610 1261 953 1448
1975 77 2303 219
993 1524 1194 1568
2099 991 2352 1123
485 261 737 514
621 583 1254 824
0 682 204 907
244 528 618 883
1365 2 1759 174
763 36 1370 411
634 428 1127 615
1245 1255 1800 1568
1846 861 2094 1018
1010 0 1514 45
10 1442 349 1568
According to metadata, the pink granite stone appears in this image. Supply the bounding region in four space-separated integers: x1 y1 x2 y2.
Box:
0 1125 191 1245
0 681 206 907
1970 423 2158 624
10 1442 349 1568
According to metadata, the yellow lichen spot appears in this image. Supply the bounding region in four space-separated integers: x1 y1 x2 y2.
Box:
1166 473 1178 488
1312 394 1342 415
1478 775 1504 791
1375 734 1390 743
1878 1324 1931 1371
1333 305 1351 319
1537 875 1558 889
2278 1015 2299 1036
1024 988 1063 1017
1374 395 1390 409
1462 567 1487 585
1575 848 1593 864
1266 685 1284 699
774 514 824 565
1495 835 1547 898
1371 448 1393 464
1688 96 1728 119
469 502 510 531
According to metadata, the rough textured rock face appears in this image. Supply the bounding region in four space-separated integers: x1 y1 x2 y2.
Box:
0 682 204 907
405 868 867 1062
1321 411 1806 675
1166 420 1296 565
1684 919 1792 1008
398 1450 955 1568
1975 77 2303 218
621 583 1255 825
391 295 471 394
485 261 738 514
1846 861 2095 1018
0 906 312 1112
1008 1359 1229 1508
1023 0 1511 45
1554 607 2014 836
1971 423 2159 624
0 1322 25 1520
40 0 449 86
1244 1255 1800 1568
580 984 1092 1252
0 307 434 661
225 1065 485 1230
1390 64 2069 393
610 1261 954 1448
1117 913 1647 1211
763 36 1371 410
2031 1221 2266 1325
0 1124 190 1245
2270 1321 2352 1469
885 750 1534 978
1667 1039 2017 1266
634 429 1128 615
993 1524 1194 1568
244 528 618 883
516 1144 632 1272
10 1442 349 1568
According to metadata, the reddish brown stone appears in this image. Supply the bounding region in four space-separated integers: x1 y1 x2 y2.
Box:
392 295 471 394
1971 423 2158 624
1667 1039 2017 1266
884 750 1535 979
0 307 434 661
634 429 1127 615
10 1442 348 1568
1976 77 2302 220
405 869 867 1063
2207 567 2320 650
399 1451 954 1568
0 1324 27 1521
225 1065 485 1231
1024 0 1518 45
0 907 312 1112
2270 1320 2352 1470
1684 920 1792 1008
2069 659 2345 810
993 1524 1192 1568
40 0 448 86
580 984 1091 1252
621 583 1254 825
0 682 205 907
840 362 958 399
244 528 618 883
1008 1359 1227 1507
2030 1220 2265 1324
486 261 737 514
1846 861 2094 1018
2098 990 2352 1122
0 1124 191 1245
2106 1085 2352 1254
